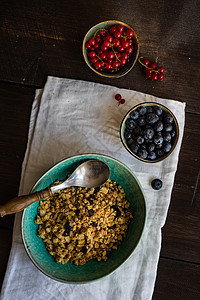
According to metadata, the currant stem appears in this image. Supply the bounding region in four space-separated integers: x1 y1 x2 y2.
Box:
96 54 105 65
138 57 160 73
112 46 120 62
93 28 107 38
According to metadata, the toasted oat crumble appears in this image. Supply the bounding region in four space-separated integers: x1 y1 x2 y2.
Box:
35 178 133 265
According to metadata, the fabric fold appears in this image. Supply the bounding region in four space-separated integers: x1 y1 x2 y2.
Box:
1 77 185 300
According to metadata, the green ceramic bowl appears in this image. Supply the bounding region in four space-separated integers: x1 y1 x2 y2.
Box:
82 20 139 78
120 102 179 163
21 154 146 283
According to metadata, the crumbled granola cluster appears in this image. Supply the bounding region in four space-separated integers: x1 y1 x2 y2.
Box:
35 179 133 265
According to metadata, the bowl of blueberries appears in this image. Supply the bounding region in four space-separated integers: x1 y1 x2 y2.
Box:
120 102 179 163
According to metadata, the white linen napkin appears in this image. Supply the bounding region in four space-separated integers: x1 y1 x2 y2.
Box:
1 77 186 300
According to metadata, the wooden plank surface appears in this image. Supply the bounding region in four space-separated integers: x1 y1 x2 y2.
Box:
153 258 200 300
1 0 200 113
0 0 200 298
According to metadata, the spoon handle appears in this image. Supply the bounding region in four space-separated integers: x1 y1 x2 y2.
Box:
0 187 52 217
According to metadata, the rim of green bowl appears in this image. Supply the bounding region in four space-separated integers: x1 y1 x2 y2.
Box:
21 153 146 283
120 102 179 163
82 20 140 78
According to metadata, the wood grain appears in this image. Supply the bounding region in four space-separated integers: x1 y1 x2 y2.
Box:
1 0 200 113
153 257 200 300
0 0 200 298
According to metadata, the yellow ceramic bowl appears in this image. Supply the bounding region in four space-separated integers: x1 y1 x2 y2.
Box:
82 20 139 78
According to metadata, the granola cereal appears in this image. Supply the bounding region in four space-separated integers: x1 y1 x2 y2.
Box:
35 178 133 265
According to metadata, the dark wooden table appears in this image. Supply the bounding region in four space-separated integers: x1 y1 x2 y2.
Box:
1 1 200 299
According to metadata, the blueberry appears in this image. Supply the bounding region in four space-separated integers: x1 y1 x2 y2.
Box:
125 118 137 130
164 113 173 123
75 209 80 216
163 132 171 142
134 127 143 136
151 179 163 190
163 142 172 152
137 117 146 127
147 143 155 152
156 143 163 149
146 113 159 124
130 142 140 154
145 138 153 144
63 222 72 236
82 246 87 254
126 138 134 146
154 121 163 132
88 209 94 216
146 106 154 113
137 149 148 159
171 130 176 138
164 123 173 132
137 136 144 144
154 107 163 116
140 144 147 149
124 131 132 140
111 205 121 218
130 110 139 120
148 152 157 160
154 135 163 146
144 128 154 140
138 106 147 116
156 149 164 156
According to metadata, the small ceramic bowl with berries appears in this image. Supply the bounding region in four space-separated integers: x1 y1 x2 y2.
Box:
120 102 179 163
82 20 139 78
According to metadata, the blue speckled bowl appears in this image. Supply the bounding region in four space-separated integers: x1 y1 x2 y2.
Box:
21 154 146 283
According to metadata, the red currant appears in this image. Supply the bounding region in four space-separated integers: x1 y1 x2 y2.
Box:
107 51 114 59
121 53 128 60
158 73 164 80
94 43 100 49
122 40 129 48
106 35 113 43
141 58 150 66
95 37 101 43
89 51 96 58
158 66 165 73
89 38 95 45
114 31 121 38
112 60 120 68
113 38 121 47
120 58 126 66
115 94 122 100
103 40 110 48
146 68 152 75
118 46 125 52
101 45 108 51
85 42 91 49
120 99 125 104
90 57 98 63
106 63 112 70
99 29 106 35
126 29 134 38
149 62 157 69
125 45 133 54
94 61 102 69
110 26 117 34
100 53 107 60
151 72 158 80
117 25 124 32
146 72 152 79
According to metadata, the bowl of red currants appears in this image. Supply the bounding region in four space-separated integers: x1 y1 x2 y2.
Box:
82 20 139 78
120 102 179 163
